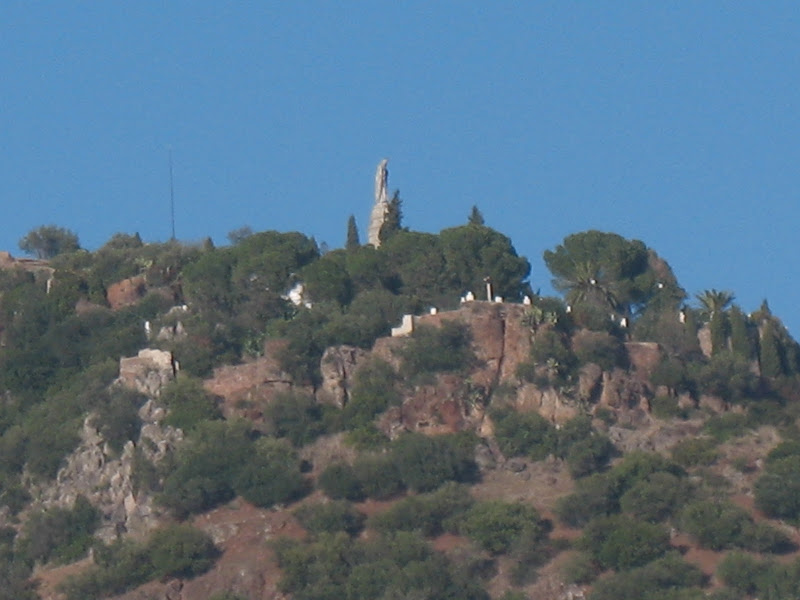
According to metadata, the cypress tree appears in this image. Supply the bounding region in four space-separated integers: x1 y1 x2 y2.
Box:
729 306 754 359
709 310 728 356
379 190 403 243
468 205 485 226
346 215 360 250
760 320 785 378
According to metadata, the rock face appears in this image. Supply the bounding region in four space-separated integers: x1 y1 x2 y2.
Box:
107 276 147 310
514 383 579 424
34 400 182 544
318 346 368 408
625 342 662 378
118 349 176 398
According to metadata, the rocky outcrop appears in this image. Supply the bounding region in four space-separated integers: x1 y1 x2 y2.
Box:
599 368 650 411
514 383 579 424
318 346 368 408
624 342 662 378
33 400 182 543
118 349 176 398
107 276 147 310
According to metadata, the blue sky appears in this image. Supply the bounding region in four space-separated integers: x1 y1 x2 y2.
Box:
2 3 799 330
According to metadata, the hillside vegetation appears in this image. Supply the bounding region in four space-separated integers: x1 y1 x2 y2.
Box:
0 216 799 600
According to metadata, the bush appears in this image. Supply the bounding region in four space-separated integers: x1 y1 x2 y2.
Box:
491 408 556 460
392 432 478 492
589 552 704 600
400 321 476 377
704 412 751 441
579 515 669 570
265 391 331 446
92 387 146 454
353 453 405 499
160 376 222 431
340 358 400 429
565 434 616 478
650 395 687 419
294 501 365 537
755 455 800 520
671 437 718 467
18 495 100 565
370 482 474 537
562 551 599 584
452 501 547 555
619 472 692 523
318 462 365 501
234 438 309 508
572 330 626 371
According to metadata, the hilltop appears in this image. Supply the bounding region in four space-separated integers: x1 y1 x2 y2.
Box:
0 221 799 600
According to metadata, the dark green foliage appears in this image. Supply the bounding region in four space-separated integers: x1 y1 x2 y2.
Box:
318 462 365 501
761 319 786 378
370 482 474 537
671 437 718 467
755 454 800 520
400 321 475 377
468 206 485 226
92 386 146 454
453 501 547 555
579 515 669 570
729 306 755 360
679 499 792 552
158 420 307 517
301 251 354 306
650 395 687 419
543 230 668 319
709 310 729 356
294 500 365 537
274 531 489 600
572 331 627 371
650 357 692 395
353 452 405 499
60 524 218 600
340 358 400 429
620 472 692 523
17 495 99 565
527 328 576 384
693 351 759 402
379 190 404 244
717 552 800 599
233 437 310 508
392 432 478 492
438 224 531 301
491 408 556 459
346 215 360 250
565 434 616 478
381 231 449 306
704 412 751 441
19 225 80 258
588 552 704 600
160 376 222 430
265 391 331 446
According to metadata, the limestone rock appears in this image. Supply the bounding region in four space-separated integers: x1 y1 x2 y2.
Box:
514 383 578 425
578 363 603 403
118 349 176 398
625 341 662 378
318 345 368 408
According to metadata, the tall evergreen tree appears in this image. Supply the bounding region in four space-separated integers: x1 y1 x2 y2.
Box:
346 215 360 250
468 205 485 226
729 306 754 360
379 190 403 244
760 320 785 378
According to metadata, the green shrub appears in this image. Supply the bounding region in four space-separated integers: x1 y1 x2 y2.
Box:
619 472 692 523
234 438 309 508
579 515 669 570
452 501 547 555
353 453 405 499
671 437 718 467
400 321 476 377
650 395 687 419
265 391 331 446
370 482 474 537
562 551 599 584
18 495 100 565
589 552 704 600
392 432 478 492
491 408 556 460
160 376 222 431
294 501 365 537
340 358 400 429
565 434 616 478
92 387 146 454
318 462 365 501
704 412 751 441
755 455 800 520
572 330 626 371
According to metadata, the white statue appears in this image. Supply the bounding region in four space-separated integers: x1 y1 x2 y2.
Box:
368 158 391 247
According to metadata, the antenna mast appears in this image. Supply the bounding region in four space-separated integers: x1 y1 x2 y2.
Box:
169 148 176 241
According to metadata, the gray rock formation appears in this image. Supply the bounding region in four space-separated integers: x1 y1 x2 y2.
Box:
367 158 390 247
118 349 176 397
318 345 368 408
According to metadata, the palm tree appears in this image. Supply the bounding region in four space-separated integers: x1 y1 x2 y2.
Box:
696 289 734 320
554 261 620 313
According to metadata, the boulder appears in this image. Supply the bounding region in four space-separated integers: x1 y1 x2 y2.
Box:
118 349 176 398
107 275 146 310
318 345 368 408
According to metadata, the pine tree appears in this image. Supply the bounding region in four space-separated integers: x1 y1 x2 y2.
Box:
468 205 485 226
760 320 785 378
346 215 360 250
379 190 403 244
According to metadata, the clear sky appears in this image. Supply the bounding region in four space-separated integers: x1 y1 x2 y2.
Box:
2 3 799 330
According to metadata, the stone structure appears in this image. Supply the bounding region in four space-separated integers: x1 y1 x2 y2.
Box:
368 158 390 247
